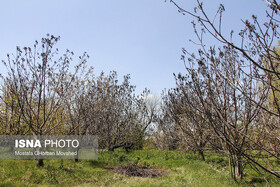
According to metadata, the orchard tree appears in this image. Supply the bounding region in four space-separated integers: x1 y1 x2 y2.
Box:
0 34 88 166
167 0 280 180
161 82 212 160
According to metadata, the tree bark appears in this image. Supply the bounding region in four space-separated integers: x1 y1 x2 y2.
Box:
37 159 44 167
233 155 243 181
198 150 205 161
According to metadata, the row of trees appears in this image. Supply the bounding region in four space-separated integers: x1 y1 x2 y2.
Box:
154 0 280 181
156 46 264 180
0 35 156 166
0 0 279 182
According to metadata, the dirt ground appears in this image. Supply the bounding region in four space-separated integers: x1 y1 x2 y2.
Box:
107 164 167 178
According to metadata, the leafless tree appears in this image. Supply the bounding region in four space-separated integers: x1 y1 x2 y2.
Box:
67 71 155 152
0 34 88 166
167 0 280 180
160 83 212 160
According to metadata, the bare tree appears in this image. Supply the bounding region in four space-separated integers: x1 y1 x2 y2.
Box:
161 82 212 160
178 45 261 180
167 0 280 180
67 71 155 152
0 34 88 166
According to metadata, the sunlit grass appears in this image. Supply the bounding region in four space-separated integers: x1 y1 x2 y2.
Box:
0 149 279 186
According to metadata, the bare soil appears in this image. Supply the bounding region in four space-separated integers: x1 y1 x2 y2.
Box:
107 164 167 178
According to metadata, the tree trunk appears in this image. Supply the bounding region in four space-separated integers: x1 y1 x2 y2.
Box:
75 148 79 162
36 144 44 167
37 159 44 167
233 155 243 181
229 156 233 178
198 150 205 161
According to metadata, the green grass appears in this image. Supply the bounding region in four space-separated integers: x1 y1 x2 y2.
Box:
0 149 279 186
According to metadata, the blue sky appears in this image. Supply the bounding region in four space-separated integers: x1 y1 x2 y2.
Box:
0 0 268 95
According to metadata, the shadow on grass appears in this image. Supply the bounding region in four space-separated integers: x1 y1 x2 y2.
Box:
245 176 267 186
89 160 108 168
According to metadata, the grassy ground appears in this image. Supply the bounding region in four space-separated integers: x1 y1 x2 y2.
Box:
0 149 279 186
